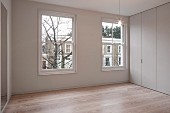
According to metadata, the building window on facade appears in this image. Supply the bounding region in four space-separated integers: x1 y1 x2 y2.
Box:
118 45 121 54
65 44 71 53
106 45 112 53
118 56 121 65
103 56 112 67
42 61 47 69
105 57 111 66
39 10 76 75
102 18 126 70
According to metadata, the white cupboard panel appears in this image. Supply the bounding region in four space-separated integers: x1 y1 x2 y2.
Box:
142 8 157 90
130 14 142 85
157 3 170 94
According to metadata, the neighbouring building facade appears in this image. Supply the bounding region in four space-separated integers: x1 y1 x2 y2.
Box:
102 38 123 67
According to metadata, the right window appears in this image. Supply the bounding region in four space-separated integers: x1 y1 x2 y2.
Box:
102 19 126 70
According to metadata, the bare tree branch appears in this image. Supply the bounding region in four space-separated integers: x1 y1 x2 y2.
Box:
54 17 61 30
42 57 54 67
42 24 54 46
64 52 72 59
58 36 72 47
69 63 72 68
64 59 72 66
50 16 57 44
43 19 54 34
43 19 52 28
54 57 72 67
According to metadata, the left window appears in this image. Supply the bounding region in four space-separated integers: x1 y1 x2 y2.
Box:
39 10 76 75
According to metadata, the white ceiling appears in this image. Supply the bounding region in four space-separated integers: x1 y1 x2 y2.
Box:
30 0 170 16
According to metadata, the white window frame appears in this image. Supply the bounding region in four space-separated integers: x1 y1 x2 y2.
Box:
38 10 77 75
102 18 127 71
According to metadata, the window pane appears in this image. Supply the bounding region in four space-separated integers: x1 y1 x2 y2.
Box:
102 22 112 38
113 45 123 66
58 17 72 36
103 56 112 67
113 24 121 39
41 14 73 70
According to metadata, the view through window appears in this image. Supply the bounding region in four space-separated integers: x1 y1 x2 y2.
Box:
39 11 76 74
102 21 126 69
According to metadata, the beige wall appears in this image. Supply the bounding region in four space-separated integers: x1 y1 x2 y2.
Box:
0 0 12 112
12 0 129 94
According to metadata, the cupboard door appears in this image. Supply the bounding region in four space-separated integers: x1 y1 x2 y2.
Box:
1 3 8 110
130 14 142 85
142 8 157 90
157 3 170 94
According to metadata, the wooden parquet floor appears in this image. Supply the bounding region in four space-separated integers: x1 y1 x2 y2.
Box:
4 83 170 113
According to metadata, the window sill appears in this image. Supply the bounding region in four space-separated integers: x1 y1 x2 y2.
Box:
38 69 76 75
102 67 127 72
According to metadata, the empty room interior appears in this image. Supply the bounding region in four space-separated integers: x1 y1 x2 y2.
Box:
1 0 170 112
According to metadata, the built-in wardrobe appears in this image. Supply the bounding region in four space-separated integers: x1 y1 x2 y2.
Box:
130 3 170 95
1 2 8 111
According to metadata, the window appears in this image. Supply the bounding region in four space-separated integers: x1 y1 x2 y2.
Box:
105 57 111 66
102 18 126 70
65 44 71 53
39 10 76 75
118 56 121 65
118 45 121 54
103 55 112 67
106 45 112 53
105 58 110 66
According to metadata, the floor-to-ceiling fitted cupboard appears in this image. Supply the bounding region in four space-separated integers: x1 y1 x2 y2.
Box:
157 3 170 95
130 14 142 86
0 0 12 112
130 3 170 95
141 8 157 90
1 2 8 111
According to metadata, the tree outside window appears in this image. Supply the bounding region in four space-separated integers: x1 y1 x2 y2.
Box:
39 11 76 75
